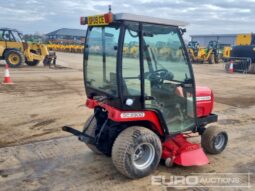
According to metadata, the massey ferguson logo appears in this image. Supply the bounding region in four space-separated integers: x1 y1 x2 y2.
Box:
120 112 145 118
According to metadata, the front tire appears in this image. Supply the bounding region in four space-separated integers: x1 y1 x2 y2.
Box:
201 126 228 154
208 54 215 64
5 50 25 67
112 126 162 179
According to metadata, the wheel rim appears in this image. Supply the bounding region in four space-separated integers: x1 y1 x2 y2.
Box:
8 53 20 65
132 143 155 170
214 133 226 150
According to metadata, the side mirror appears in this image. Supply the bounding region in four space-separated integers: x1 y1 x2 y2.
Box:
180 28 186 35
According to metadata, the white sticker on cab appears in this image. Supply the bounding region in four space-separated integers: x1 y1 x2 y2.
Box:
120 112 145 118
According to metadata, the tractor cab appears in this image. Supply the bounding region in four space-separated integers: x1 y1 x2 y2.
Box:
83 13 197 134
63 10 228 179
0 28 23 42
0 28 24 52
207 40 219 54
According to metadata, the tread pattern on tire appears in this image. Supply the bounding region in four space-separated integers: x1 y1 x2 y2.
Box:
112 126 162 179
208 54 215 64
5 50 25 67
201 126 228 154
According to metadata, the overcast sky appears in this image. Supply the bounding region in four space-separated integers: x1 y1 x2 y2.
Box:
0 0 254 39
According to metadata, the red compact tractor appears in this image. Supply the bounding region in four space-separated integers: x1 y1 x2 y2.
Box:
63 10 228 179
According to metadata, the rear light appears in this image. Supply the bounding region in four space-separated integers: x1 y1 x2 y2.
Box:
80 17 88 25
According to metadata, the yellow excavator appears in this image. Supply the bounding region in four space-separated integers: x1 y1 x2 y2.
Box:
224 33 255 73
188 41 219 64
0 28 56 67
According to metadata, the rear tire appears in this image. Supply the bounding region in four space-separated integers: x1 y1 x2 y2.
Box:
201 126 228 154
83 115 102 154
26 60 40 66
112 126 162 179
215 55 219 64
5 50 25 67
224 63 230 72
208 54 215 64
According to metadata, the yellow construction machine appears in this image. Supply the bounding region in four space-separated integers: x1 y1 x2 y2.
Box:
0 28 56 67
188 40 219 64
222 46 231 61
224 33 255 73
122 42 139 58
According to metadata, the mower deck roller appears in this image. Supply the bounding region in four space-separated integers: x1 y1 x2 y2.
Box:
63 9 228 179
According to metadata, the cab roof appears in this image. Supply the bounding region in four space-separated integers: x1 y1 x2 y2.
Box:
114 13 188 27
0 28 21 33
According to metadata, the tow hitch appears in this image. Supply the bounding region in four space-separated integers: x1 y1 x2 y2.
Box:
62 126 94 143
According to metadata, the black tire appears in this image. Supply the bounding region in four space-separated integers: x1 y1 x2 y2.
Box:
224 63 230 72
43 56 51 66
208 54 215 64
248 63 255 74
215 55 220 64
112 126 162 179
83 115 102 154
201 126 228 154
5 50 25 67
26 60 40 66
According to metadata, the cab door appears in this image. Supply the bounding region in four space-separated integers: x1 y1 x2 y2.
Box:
142 23 196 134
121 22 143 109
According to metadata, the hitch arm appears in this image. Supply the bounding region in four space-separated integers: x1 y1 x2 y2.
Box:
62 126 83 136
62 126 94 142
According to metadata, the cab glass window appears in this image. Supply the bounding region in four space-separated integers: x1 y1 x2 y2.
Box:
85 25 120 96
142 23 195 133
0 30 4 41
12 31 22 42
3 31 10 41
122 22 141 96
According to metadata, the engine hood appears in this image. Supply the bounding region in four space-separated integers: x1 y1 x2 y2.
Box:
196 86 214 117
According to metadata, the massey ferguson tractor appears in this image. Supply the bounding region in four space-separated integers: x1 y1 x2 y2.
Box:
63 10 228 179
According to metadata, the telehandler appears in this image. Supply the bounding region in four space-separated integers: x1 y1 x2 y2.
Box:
188 40 219 64
63 10 228 179
0 28 56 67
225 33 255 73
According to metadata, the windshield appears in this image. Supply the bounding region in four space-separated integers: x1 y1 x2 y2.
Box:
84 25 120 96
12 31 23 42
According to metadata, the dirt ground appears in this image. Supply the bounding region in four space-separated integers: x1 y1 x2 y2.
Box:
0 52 254 190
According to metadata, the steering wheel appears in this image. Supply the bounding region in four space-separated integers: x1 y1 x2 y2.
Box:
145 69 174 85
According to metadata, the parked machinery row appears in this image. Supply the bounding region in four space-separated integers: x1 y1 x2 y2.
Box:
46 44 84 53
187 40 219 64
